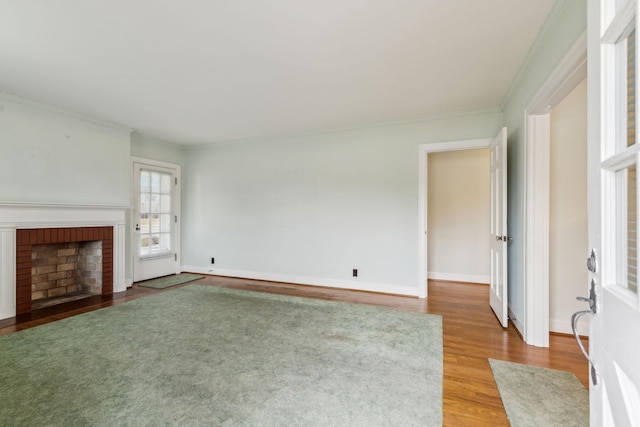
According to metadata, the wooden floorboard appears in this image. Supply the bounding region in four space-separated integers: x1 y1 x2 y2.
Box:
0 275 589 426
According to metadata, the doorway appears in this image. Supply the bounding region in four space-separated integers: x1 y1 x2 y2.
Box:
131 158 181 282
418 127 511 328
548 78 589 336
427 148 491 285
418 128 507 320
523 32 586 347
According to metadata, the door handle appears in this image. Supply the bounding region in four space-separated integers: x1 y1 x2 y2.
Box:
572 278 598 385
135 224 140 231
571 309 597 386
571 310 591 361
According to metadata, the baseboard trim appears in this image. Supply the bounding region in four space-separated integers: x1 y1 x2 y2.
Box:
550 317 589 337
0 307 16 320
181 266 420 297
427 272 490 284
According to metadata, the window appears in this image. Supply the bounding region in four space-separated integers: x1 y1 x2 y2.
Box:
139 170 173 257
603 19 638 297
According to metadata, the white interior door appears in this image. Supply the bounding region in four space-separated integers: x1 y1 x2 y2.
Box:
132 160 180 282
587 0 640 424
490 127 508 327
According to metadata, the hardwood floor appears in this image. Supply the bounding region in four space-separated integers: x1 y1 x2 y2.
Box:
0 275 589 426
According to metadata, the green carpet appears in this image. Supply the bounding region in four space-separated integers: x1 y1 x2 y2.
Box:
136 273 204 289
0 285 443 426
489 359 589 427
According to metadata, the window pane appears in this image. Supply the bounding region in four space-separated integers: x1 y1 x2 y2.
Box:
161 174 171 194
151 194 160 213
140 193 150 214
161 214 171 232
161 195 171 213
151 173 160 193
150 214 160 233
140 213 150 233
628 165 638 292
161 233 171 251
149 234 160 251
627 29 636 147
141 171 150 193
616 164 638 293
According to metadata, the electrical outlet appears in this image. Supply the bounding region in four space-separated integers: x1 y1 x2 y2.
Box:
353 269 358 277
211 257 215 264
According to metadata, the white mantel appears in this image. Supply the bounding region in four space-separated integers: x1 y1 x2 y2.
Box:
0 203 128 320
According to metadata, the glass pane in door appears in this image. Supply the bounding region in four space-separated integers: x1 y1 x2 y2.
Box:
628 164 638 293
626 29 636 147
617 27 636 150
139 170 172 257
616 164 638 293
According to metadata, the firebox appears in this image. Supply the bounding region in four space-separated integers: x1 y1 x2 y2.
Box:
16 227 113 315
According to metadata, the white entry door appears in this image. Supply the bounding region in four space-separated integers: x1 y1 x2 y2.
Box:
132 160 180 282
490 127 508 327
587 0 640 424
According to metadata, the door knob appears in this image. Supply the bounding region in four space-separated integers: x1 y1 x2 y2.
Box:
586 249 597 273
135 224 140 231
576 278 598 314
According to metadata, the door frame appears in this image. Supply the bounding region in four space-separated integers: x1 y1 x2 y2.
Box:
522 32 587 347
130 157 182 282
417 138 493 298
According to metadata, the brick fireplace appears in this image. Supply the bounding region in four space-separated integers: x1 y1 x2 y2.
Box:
0 204 126 321
16 226 113 315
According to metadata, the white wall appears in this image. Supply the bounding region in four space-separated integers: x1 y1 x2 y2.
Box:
183 110 503 295
0 93 133 287
131 132 186 167
549 79 588 335
501 0 587 325
427 149 490 284
0 93 131 206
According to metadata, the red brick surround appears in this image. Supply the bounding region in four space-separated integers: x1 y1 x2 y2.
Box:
16 227 113 315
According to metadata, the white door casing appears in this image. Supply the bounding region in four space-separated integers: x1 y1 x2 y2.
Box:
523 32 587 347
490 127 509 328
132 158 181 282
417 129 507 323
587 0 640 424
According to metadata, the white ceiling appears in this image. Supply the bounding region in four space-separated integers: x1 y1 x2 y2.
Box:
0 1 555 145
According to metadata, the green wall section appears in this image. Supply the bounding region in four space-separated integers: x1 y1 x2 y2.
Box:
130 132 186 167
0 94 131 206
502 0 587 325
183 110 503 292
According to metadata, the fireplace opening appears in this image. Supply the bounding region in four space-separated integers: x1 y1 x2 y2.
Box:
31 241 103 310
16 226 114 315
